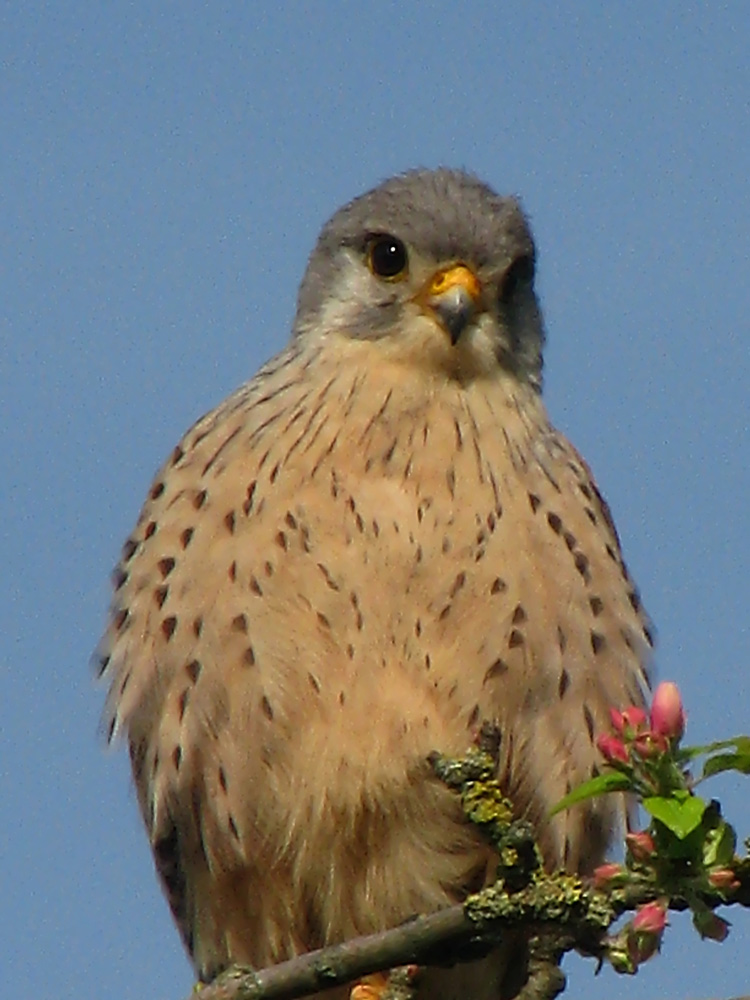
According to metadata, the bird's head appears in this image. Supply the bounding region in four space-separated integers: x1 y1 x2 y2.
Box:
293 168 545 391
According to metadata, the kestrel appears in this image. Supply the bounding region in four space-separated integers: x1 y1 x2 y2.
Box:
98 169 652 999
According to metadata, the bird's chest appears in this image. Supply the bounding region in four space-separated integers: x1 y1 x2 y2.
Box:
248 390 572 691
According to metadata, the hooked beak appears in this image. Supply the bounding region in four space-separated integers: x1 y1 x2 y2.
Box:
417 264 483 345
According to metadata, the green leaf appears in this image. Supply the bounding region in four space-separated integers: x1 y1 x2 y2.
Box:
702 818 737 868
549 772 632 816
643 794 707 839
702 751 750 779
681 736 750 761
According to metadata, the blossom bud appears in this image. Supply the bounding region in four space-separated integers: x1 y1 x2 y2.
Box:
694 911 730 942
609 706 647 735
596 733 629 764
632 900 668 935
633 732 669 758
650 681 685 741
708 869 740 892
593 862 624 889
626 831 656 862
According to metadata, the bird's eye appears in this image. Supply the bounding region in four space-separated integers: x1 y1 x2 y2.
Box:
366 234 409 280
499 254 535 305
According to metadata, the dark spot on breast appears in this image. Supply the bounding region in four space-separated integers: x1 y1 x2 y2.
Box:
228 815 240 840
590 631 606 654
491 577 507 595
317 563 340 590
231 613 248 633
557 626 567 652
218 766 228 793
122 538 138 563
508 629 524 649
584 507 597 524
180 527 194 549
144 520 157 540
250 575 262 594
193 489 207 510
224 510 236 534
628 589 641 612
528 492 541 513
150 481 165 500
442 536 451 554
383 437 398 463
158 557 175 578
243 646 256 667
563 531 577 551
424 653 432 671
338 690 346 706
178 688 190 721
453 417 464 449
317 611 331 629
547 512 562 534
154 585 169 609
643 624 655 647
264 560 274 577
308 672 321 693
446 466 456 497
161 616 178 640
112 567 128 590
172 745 182 771
275 530 287 550
414 618 422 637
270 461 281 484
512 604 527 624
558 669 570 698
449 572 467 598
186 659 202 683
346 643 354 659
574 553 591 581
285 511 298 530
192 617 203 638
438 604 452 622
170 445 185 466
261 695 274 721
621 628 636 651
484 658 509 682
468 704 480 729
229 561 238 582
243 481 257 515
487 512 496 532
583 704 595 742
605 543 618 563
589 596 604 616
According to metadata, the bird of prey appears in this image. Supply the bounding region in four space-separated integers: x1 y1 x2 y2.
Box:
98 168 651 999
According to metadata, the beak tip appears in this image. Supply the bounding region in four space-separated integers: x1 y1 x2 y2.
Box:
430 286 478 344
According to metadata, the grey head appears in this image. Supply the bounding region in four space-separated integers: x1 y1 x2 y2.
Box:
293 168 545 390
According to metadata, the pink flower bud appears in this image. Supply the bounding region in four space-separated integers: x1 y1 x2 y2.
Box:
626 831 656 862
650 681 685 740
695 911 730 942
708 869 740 892
593 862 624 888
633 732 669 758
609 706 647 735
596 733 629 764
632 900 668 935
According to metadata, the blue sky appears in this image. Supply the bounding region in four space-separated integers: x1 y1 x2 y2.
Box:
1 5 748 999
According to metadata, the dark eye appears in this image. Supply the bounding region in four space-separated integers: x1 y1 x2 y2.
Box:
367 234 409 280
499 254 534 305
